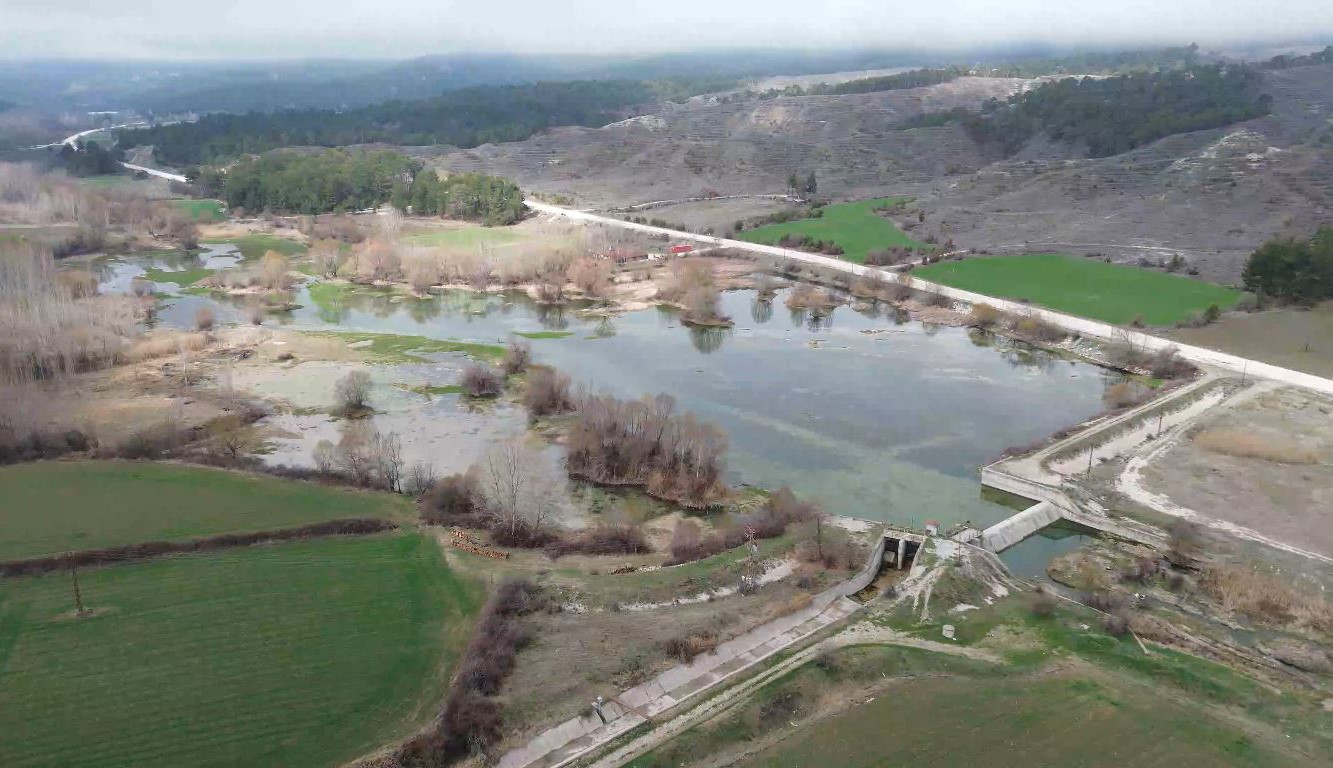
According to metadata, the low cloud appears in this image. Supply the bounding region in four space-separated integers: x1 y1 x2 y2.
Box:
2 0 1330 59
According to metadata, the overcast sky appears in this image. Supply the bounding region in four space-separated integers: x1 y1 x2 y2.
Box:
3 0 1331 60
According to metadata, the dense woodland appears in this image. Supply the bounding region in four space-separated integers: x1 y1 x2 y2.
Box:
218 149 524 221
898 65 1270 157
119 80 664 166
396 171 525 226
1242 226 1333 304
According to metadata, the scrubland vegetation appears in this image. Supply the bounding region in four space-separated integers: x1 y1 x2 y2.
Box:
901 65 1270 157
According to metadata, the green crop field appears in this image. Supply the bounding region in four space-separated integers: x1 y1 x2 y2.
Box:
0 533 483 768
735 674 1306 768
736 198 925 263
0 461 411 561
168 199 226 222
403 226 523 249
915 252 1242 326
213 234 308 261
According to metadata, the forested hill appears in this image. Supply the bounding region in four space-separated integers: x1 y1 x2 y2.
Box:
119 80 661 167
900 65 1271 158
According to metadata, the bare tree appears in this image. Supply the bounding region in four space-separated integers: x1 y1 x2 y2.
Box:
370 430 404 492
502 338 531 375
404 460 438 497
313 438 336 474
335 370 373 415
476 439 556 543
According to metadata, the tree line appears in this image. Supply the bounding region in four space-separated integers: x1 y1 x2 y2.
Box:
214 149 524 221
1242 226 1333 304
118 80 663 167
896 65 1271 158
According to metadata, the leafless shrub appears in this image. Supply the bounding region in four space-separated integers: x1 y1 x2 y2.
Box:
1150 346 1193 379
567 392 728 508
522 366 575 417
544 524 650 558
967 302 1004 328
1031 586 1057 618
1013 314 1066 342
258 251 291 291
784 284 840 313
403 248 440 294
502 338 531 375
662 628 717 662
660 258 728 325
1102 381 1152 408
399 579 542 765
194 306 215 331
851 270 886 299
753 272 778 300
1166 519 1203 568
311 239 345 277
461 364 504 397
569 256 613 297
889 274 915 302
1193 430 1318 465
419 469 485 526
334 370 373 416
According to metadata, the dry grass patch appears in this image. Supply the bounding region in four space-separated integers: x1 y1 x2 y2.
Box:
1200 564 1332 633
1193 429 1320 465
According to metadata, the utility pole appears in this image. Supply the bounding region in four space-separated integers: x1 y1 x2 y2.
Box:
68 558 86 616
1156 412 1164 438
1086 448 1094 476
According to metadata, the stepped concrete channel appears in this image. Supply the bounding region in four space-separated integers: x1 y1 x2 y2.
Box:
497 528 917 768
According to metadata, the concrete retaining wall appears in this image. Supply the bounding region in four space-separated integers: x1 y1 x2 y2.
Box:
838 530 889 597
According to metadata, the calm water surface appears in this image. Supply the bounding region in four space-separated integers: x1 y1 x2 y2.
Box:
102 254 1117 568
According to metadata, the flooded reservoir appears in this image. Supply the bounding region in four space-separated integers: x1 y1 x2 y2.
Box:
98 251 1119 570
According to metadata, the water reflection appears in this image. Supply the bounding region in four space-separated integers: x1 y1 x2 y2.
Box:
750 298 773 324
688 326 729 354
100 255 1118 533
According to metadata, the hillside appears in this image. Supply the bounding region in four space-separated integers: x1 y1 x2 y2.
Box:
425 63 1333 282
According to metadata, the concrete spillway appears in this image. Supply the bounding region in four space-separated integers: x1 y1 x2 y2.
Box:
980 501 1062 552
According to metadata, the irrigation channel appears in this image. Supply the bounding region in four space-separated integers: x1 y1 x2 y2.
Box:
93 247 1128 575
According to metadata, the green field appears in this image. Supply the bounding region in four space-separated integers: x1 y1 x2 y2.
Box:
736 673 1301 768
214 234 308 261
0 461 411 561
312 331 505 363
0 533 483 767
168 199 226 222
402 226 523 249
141 265 213 286
915 252 1243 326
737 198 925 263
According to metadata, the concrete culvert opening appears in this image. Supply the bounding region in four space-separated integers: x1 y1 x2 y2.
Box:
853 530 924 602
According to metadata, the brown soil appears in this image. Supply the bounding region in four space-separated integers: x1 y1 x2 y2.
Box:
1139 386 1333 559
1168 303 1333 378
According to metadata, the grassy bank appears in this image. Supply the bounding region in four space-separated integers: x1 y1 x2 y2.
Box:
737 198 924 263
915 252 1242 326
0 533 483 768
167 199 226 222
0 461 411 561
402 226 523 249
311 330 505 363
